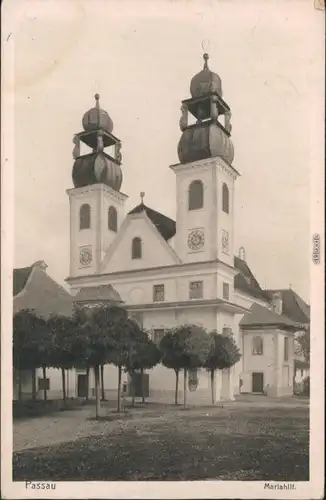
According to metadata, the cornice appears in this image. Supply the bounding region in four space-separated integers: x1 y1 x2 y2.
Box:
66 183 128 203
66 258 238 285
170 156 240 180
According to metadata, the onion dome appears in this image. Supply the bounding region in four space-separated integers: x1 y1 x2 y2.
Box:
82 94 114 133
178 122 234 165
72 152 122 191
190 53 222 98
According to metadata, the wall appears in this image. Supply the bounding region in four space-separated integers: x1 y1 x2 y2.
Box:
68 184 127 278
103 214 177 274
242 330 276 394
173 158 236 269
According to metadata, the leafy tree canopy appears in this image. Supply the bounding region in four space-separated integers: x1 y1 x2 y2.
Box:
205 330 241 371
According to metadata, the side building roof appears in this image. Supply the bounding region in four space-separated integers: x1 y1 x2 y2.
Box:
240 302 304 332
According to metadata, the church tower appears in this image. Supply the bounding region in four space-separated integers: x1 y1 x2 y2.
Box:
170 54 239 268
67 94 128 278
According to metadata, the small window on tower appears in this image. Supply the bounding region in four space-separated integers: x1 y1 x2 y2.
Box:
132 237 142 259
189 281 203 299
80 204 91 230
108 206 118 232
188 180 204 210
223 282 230 300
222 183 229 214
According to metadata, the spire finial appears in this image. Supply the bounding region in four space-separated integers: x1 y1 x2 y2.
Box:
140 192 145 204
94 93 100 109
203 52 209 69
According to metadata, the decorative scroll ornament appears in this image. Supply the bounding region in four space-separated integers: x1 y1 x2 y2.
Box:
72 135 80 159
179 104 188 131
115 142 122 164
210 95 218 120
97 129 104 152
225 111 232 133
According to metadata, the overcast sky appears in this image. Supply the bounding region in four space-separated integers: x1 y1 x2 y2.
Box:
11 0 324 303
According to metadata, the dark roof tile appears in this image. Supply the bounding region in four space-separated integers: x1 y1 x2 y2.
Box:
234 256 270 302
128 203 176 241
265 289 310 324
13 266 33 296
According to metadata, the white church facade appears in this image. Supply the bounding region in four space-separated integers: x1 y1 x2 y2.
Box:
14 54 309 403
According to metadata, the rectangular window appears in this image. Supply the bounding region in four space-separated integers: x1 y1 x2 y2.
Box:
38 378 50 391
153 284 165 302
223 282 230 300
189 281 203 299
284 337 289 361
152 329 165 345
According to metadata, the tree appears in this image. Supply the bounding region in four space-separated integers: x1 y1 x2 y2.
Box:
205 331 241 404
295 326 310 361
72 304 128 418
159 330 183 405
125 330 161 404
109 318 146 411
46 314 76 404
160 325 213 407
13 309 47 402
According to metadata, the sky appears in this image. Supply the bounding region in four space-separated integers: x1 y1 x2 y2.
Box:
9 0 324 303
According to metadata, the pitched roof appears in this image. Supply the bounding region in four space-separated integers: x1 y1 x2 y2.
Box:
265 289 310 324
240 302 302 331
128 203 176 241
234 256 270 302
13 266 33 296
74 284 123 304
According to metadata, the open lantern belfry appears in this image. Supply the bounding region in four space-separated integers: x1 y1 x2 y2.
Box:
178 53 234 165
72 94 123 191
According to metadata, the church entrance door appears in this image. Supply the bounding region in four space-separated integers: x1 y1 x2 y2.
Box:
252 372 264 393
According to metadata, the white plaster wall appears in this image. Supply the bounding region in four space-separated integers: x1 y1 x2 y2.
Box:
242 330 276 393
103 216 176 274
69 185 126 278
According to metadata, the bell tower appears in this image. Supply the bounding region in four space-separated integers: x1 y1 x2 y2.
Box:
170 54 239 268
67 94 128 278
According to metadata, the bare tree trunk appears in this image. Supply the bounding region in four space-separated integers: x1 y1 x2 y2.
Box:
18 369 22 403
174 369 179 405
100 365 105 401
94 365 101 419
42 366 47 402
61 368 66 403
140 368 145 403
31 368 37 402
86 366 90 401
117 365 122 412
211 370 215 405
131 371 135 407
183 368 187 408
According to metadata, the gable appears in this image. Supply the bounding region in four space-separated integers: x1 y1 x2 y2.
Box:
100 212 181 275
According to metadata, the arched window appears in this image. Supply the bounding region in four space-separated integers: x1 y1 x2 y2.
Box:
80 204 91 230
252 336 263 356
222 183 229 214
188 180 204 210
108 206 118 232
132 237 142 259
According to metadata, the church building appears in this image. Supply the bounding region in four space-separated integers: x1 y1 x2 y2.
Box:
62 53 307 403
